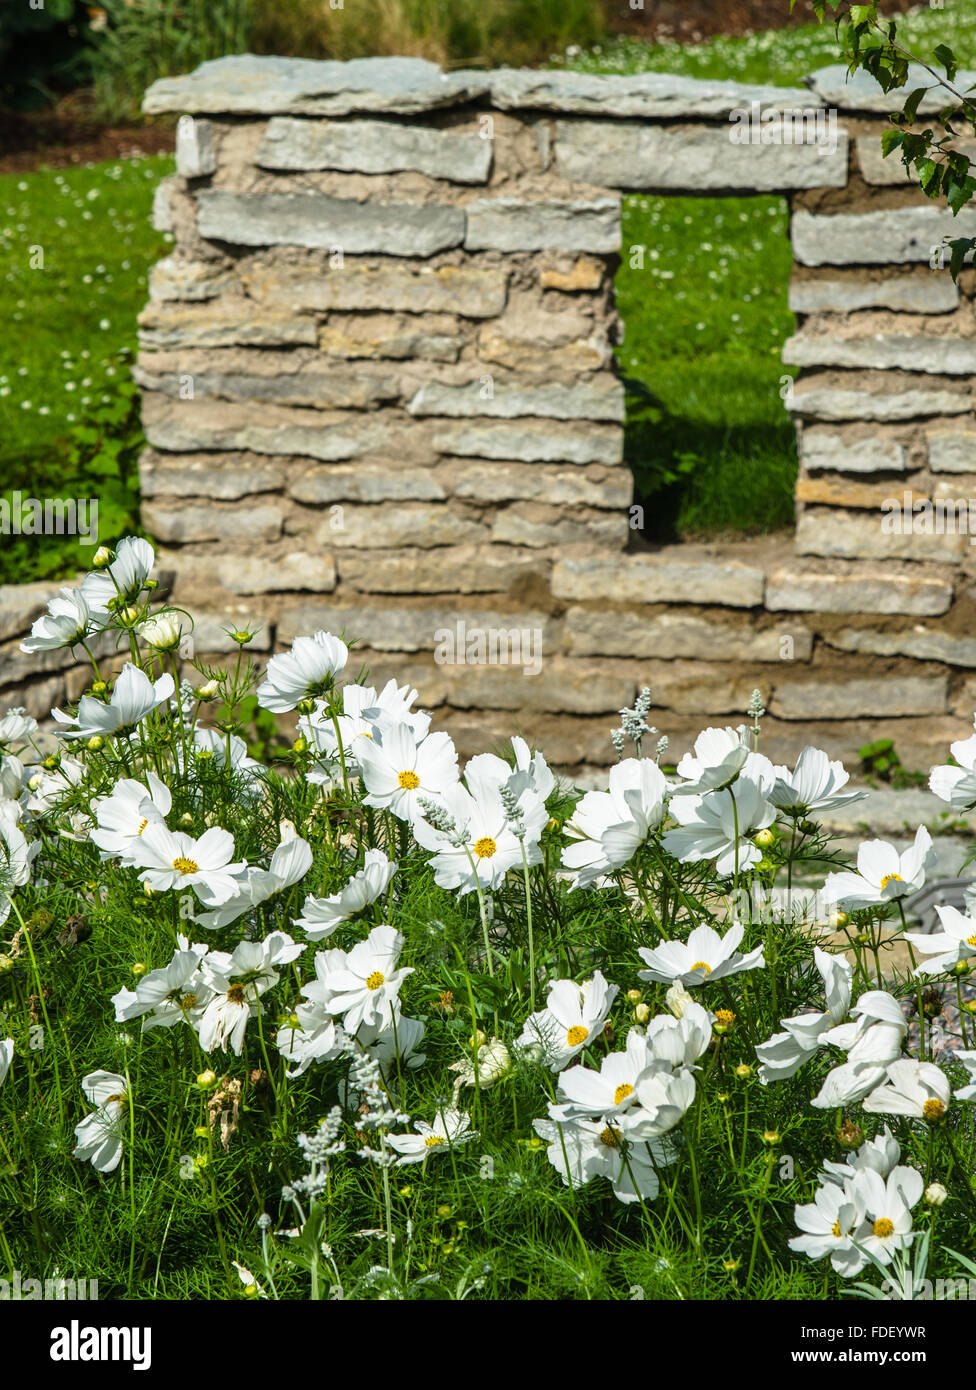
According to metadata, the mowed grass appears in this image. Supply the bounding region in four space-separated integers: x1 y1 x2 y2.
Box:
0 155 172 579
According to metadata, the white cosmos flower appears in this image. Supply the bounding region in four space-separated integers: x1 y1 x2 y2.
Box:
192 830 312 929
257 630 348 712
465 735 555 803
673 726 782 797
789 1173 864 1276
663 777 775 878
822 826 933 907
550 1029 660 1121
822 1126 901 1186
0 708 37 745
768 746 867 817
295 848 396 940
80 536 155 619
413 767 547 897
561 758 669 887
20 586 94 653
304 923 413 1034
187 726 264 785
638 920 764 988
73 1071 129 1173
53 664 175 739
111 942 213 1031
90 773 172 864
953 1050 976 1101
448 1037 510 1095
644 1000 714 1069
0 753 23 803
863 1059 951 1124
276 1001 345 1078
850 1165 924 1267
133 823 246 903
618 1066 698 1142
137 611 183 651
196 932 304 1054
929 716 976 810
756 948 853 1084
0 1038 13 1087
811 991 908 1109
904 904 976 976
24 754 85 814
356 722 458 822
387 1109 477 1165
300 680 431 782
516 971 618 1072
532 1113 672 1205
0 812 40 926
357 1012 427 1075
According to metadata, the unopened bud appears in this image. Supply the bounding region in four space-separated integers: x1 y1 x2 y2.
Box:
131 961 148 977
924 1182 948 1207
634 1003 650 1024
86 735 104 751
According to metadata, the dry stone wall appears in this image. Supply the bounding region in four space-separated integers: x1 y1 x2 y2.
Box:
6 54 976 777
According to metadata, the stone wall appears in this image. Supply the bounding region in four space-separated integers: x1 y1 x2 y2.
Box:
5 54 976 778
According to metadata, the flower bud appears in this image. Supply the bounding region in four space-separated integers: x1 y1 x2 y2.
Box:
761 1130 780 1146
131 961 148 977
633 1003 650 1024
137 612 183 652
626 988 642 1003
195 680 219 700
665 980 694 1019
196 1070 217 1089
754 827 777 849
469 1030 487 1050
830 910 849 930
292 737 308 755
86 735 104 752
924 1182 948 1207
178 812 194 827
734 1064 752 1080
837 1119 863 1150
90 681 108 697
92 546 113 569
194 1125 210 1139
0 954 14 974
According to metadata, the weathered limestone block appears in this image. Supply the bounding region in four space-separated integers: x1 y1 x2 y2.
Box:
149 256 235 301
189 613 273 652
792 207 976 266
197 190 465 255
278 602 550 651
338 545 546 593
481 67 819 118
141 394 395 461
788 274 959 314
539 257 604 291
257 116 492 182
800 430 908 474
795 476 897 509
143 55 490 116
139 447 288 499
772 675 948 720
465 198 621 253
795 508 967 564
321 504 490 549
407 376 624 423
241 261 508 317
787 384 972 421
554 120 848 190
318 313 463 361
491 504 624 549
766 564 953 615
448 462 631 509
826 625 976 668
807 63 976 115
564 609 812 661
134 352 402 409
289 461 446 504
926 430 976 473
142 500 286 543
138 300 317 348
431 418 622 465
785 332 976 376
175 117 218 177
552 552 765 607
217 551 337 595
151 176 179 232
0 580 76 641
477 329 609 372
855 137 914 186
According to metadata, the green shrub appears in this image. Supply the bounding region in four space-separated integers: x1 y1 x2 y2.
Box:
0 0 94 109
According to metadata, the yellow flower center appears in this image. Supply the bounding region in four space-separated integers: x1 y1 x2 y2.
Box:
424 1135 445 1148
879 872 903 892
689 960 712 974
873 1218 895 1239
715 1009 735 1025
923 1098 945 1123
366 971 385 991
172 856 198 874
566 1025 589 1047
474 836 497 859
179 992 198 1011
967 933 976 948
831 1220 842 1238
599 1126 621 1148
137 818 148 834
226 984 246 1005
397 770 420 790
613 1084 633 1106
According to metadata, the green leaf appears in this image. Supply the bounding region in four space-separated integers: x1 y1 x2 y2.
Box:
949 235 974 281
901 86 929 126
946 175 976 214
933 43 958 82
880 128 905 157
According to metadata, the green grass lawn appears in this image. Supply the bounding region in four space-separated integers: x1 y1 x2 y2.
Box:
0 154 172 584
